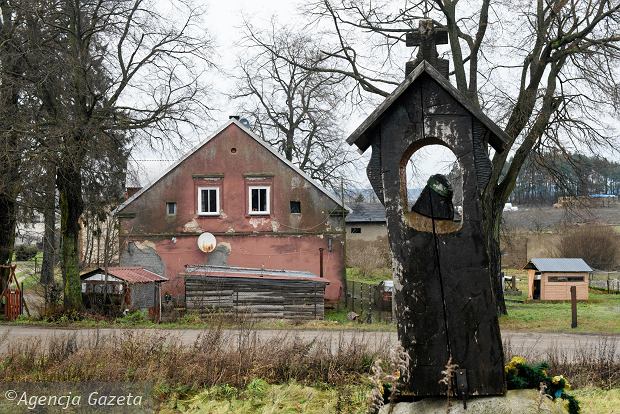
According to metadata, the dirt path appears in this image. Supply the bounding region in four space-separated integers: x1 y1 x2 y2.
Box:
0 325 616 360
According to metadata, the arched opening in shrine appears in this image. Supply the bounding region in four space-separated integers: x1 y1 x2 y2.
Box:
400 140 463 233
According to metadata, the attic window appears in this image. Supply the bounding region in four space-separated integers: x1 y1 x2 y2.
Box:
198 187 220 215
166 202 176 216
290 201 301 214
351 227 361 234
249 186 270 214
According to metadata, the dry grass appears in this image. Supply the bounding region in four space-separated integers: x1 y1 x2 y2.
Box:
503 335 620 389
556 225 619 270
346 237 390 277
0 325 386 391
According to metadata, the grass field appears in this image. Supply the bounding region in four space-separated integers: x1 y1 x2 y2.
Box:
501 269 620 334
570 387 620 414
161 380 369 414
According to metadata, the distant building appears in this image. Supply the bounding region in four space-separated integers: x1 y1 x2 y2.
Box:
524 258 592 301
555 195 618 208
114 119 346 304
345 202 387 241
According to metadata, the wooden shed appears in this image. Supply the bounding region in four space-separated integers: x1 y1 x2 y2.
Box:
183 265 328 320
80 267 167 320
524 258 592 301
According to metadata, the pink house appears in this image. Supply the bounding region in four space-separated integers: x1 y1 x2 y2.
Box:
114 119 346 304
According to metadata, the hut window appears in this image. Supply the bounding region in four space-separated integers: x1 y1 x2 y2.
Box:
166 202 177 216
249 186 270 214
351 227 362 233
198 187 220 215
548 276 584 282
290 201 301 213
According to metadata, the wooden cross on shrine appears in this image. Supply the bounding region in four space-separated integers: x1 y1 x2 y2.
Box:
405 19 449 77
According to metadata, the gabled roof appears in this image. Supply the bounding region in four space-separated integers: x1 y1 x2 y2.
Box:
115 119 346 214
81 267 168 283
346 61 510 153
346 202 386 223
524 258 593 273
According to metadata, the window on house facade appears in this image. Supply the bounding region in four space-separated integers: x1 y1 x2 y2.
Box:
166 202 177 216
548 276 585 282
249 186 270 214
198 187 219 215
351 227 362 233
290 201 301 213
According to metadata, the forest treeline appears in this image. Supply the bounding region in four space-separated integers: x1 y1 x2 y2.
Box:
509 152 620 206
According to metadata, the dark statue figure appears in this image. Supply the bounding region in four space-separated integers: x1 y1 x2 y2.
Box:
411 174 455 220
347 19 510 399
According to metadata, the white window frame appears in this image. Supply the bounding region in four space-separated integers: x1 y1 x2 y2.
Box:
198 187 220 216
248 186 270 215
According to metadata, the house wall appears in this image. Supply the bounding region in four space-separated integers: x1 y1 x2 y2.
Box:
185 276 326 320
118 123 345 302
130 283 156 308
540 272 589 301
346 223 387 241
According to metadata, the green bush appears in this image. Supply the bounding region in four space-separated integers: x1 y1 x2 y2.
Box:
115 309 149 324
14 244 38 261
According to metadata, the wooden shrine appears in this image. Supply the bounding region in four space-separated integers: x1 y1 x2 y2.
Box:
347 20 509 398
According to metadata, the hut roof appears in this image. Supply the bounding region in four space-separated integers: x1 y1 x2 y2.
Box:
524 258 593 273
345 203 386 223
81 267 168 284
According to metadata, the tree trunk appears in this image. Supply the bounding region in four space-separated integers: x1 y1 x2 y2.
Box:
482 194 508 315
57 164 84 310
41 165 57 286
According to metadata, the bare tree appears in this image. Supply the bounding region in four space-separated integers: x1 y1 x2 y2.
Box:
25 0 213 309
0 1 31 291
232 21 358 190
276 0 620 313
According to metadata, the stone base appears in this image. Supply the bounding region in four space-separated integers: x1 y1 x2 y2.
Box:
378 389 567 414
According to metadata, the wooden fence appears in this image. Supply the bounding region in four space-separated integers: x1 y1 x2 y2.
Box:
343 280 393 323
185 275 326 320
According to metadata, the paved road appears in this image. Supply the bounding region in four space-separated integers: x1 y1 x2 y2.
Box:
0 325 617 360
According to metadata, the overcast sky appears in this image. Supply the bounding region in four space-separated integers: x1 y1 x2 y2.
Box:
130 0 619 193
129 0 463 190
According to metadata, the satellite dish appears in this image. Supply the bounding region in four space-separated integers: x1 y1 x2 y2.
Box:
239 118 251 128
197 232 217 253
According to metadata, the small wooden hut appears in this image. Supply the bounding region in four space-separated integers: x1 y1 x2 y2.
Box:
524 258 592 301
80 267 167 320
183 265 328 320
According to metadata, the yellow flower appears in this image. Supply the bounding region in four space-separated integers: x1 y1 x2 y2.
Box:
510 356 527 366
552 375 564 384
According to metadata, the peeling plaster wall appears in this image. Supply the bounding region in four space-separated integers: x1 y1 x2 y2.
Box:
118 124 345 302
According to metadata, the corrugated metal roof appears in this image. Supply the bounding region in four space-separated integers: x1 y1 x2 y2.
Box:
346 202 386 223
81 267 168 284
524 258 593 273
183 265 328 283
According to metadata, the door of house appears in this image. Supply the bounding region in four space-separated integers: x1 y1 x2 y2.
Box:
533 280 541 300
